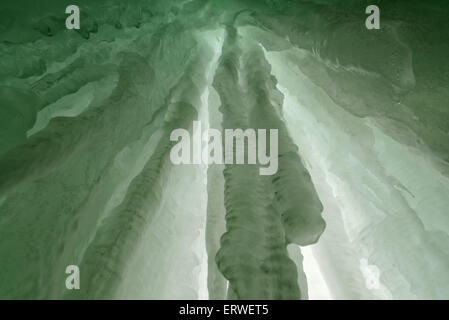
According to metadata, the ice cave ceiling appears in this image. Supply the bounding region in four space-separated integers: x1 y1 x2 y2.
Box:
0 0 448 299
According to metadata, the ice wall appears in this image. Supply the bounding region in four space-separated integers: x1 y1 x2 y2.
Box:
0 0 448 299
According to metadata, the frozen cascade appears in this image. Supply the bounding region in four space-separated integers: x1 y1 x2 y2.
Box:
0 0 448 299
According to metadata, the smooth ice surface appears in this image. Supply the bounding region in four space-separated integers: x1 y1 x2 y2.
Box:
0 0 448 299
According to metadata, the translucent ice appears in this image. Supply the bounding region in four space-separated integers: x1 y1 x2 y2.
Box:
0 0 448 300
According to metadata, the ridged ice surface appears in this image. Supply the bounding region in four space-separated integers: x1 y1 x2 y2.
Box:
0 0 448 299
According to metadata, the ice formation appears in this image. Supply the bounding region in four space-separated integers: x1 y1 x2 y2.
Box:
0 0 448 299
